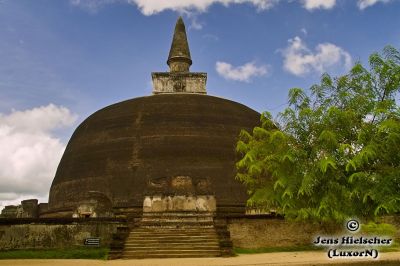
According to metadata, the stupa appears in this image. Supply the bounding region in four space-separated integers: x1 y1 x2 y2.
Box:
38 17 260 220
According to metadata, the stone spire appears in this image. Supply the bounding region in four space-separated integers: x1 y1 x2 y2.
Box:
151 17 207 95
167 16 192 72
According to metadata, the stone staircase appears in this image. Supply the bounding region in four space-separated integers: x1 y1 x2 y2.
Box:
121 226 221 259
109 211 228 259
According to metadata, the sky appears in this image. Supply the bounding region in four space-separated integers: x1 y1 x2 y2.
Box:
1 0 400 211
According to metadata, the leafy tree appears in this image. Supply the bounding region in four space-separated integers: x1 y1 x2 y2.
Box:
236 46 400 223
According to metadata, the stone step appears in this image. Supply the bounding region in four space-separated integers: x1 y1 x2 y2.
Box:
123 251 221 256
122 250 221 256
129 228 216 234
124 246 220 250
125 238 218 243
141 216 214 220
139 222 214 227
141 216 214 219
125 242 219 247
129 230 216 233
140 219 214 222
128 233 217 236
129 233 214 236
126 235 217 241
128 232 217 237
126 237 217 241
125 237 218 241
132 227 216 230
139 227 215 230
121 253 221 259
126 236 217 240
128 233 216 236
148 231 214 233
124 244 220 248
125 248 219 251
129 229 217 233
142 211 215 216
128 230 217 235
125 240 218 245
125 240 218 243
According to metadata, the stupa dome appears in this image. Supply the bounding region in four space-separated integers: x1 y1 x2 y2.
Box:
47 94 259 217
45 17 260 218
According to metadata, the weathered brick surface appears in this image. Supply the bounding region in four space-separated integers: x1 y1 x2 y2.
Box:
228 217 339 249
0 220 125 250
48 94 259 217
152 72 207 94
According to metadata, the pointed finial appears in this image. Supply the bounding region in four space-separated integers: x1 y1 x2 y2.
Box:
167 16 192 72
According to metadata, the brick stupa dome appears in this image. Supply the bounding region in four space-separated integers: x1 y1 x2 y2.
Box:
45 17 260 218
46 94 259 217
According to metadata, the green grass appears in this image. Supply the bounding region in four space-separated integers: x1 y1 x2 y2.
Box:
234 242 400 255
377 241 400 253
360 222 400 253
234 245 324 254
0 247 109 260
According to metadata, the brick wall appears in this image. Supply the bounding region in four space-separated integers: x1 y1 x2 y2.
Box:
0 219 126 250
228 217 339 249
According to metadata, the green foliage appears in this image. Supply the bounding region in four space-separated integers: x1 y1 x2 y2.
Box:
236 46 400 223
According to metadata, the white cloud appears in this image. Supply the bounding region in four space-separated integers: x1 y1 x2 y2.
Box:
69 0 116 12
282 36 352 76
70 0 395 14
302 0 336 10
132 0 280 15
0 104 77 211
216 61 268 82
70 0 280 14
188 16 203 30
357 0 391 9
185 12 205 30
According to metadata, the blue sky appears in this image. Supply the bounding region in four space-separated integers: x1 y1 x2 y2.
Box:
0 0 400 209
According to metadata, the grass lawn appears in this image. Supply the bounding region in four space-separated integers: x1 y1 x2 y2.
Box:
234 245 324 254
379 242 400 252
234 242 400 254
0 247 109 260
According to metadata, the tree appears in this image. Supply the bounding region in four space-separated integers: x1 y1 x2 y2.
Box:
236 46 400 223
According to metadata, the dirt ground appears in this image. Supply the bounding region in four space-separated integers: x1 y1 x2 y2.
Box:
0 251 399 266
